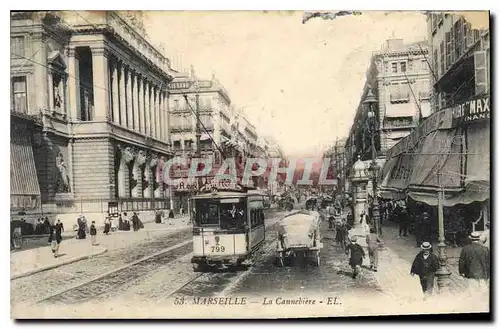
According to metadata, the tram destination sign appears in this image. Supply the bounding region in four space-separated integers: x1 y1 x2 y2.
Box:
451 95 490 125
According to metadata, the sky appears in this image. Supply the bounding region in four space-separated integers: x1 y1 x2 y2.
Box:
142 11 427 157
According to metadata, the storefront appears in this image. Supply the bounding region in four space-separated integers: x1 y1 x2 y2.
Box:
380 94 490 230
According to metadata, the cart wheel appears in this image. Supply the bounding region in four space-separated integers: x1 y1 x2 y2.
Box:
315 252 320 267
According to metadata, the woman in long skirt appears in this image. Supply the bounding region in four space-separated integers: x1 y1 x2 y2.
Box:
77 216 86 239
103 216 111 235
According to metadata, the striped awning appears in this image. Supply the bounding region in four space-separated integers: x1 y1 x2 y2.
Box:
11 128 40 196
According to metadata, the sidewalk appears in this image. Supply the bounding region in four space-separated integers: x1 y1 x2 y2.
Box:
11 238 107 280
10 216 191 280
379 222 467 293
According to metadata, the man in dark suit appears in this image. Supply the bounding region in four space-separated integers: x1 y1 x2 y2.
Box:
459 231 490 295
411 242 439 296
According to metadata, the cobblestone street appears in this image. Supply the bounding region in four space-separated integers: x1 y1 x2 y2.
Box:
12 208 488 319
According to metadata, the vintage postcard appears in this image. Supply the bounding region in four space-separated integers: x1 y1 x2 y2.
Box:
9 10 490 319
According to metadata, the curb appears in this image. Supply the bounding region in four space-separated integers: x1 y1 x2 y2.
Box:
11 247 108 281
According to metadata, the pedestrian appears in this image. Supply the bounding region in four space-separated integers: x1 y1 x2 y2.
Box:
366 228 382 272
90 221 97 246
410 242 439 297
459 231 490 295
103 215 111 235
12 222 22 249
169 209 175 219
398 206 409 237
346 236 365 279
155 210 162 224
50 219 64 258
180 207 185 217
77 215 86 239
132 212 139 231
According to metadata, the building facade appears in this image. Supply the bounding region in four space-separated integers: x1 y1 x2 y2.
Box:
344 38 431 172
378 12 490 230
11 11 175 225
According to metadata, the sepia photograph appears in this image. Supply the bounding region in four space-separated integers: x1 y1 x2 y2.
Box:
8 8 491 319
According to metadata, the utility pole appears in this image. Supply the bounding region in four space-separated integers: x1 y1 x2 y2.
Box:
435 171 451 292
195 92 203 190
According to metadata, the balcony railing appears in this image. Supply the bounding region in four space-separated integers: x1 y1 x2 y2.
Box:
390 92 410 103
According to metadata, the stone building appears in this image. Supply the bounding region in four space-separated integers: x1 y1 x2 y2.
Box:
344 38 430 170
10 11 175 225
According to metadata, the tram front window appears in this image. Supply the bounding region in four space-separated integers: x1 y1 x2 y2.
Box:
193 199 247 229
219 202 246 230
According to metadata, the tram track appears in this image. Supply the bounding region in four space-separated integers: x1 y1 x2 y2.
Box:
36 240 193 305
35 209 289 306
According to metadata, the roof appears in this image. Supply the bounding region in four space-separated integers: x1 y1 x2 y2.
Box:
191 191 247 200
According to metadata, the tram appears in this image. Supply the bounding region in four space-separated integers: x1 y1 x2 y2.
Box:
190 184 266 271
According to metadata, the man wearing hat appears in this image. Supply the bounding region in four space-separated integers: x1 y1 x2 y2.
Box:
346 236 365 279
459 231 490 294
410 242 439 296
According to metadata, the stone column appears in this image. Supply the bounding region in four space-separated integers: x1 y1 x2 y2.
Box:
164 91 170 145
32 33 48 112
118 62 127 126
133 73 140 132
91 46 110 121
144 80 150 136
137 76 144 134
156 88 163 140
125 67 133 129
111 59 120 124
67 47 80 120
47 72 54 110
151 86 157 139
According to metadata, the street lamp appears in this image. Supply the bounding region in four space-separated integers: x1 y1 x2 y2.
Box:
363 87 381 236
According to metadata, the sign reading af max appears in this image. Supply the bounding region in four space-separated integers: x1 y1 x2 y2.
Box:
451 95 490 124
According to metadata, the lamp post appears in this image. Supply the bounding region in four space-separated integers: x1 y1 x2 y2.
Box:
363 88 381 236
435 171 451 292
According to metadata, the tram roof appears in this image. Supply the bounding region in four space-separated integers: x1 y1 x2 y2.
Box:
191 191 248 200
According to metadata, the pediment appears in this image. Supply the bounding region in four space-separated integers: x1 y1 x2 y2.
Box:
48 51 66 70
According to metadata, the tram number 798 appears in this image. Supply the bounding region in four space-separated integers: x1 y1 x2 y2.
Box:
211 245 226 252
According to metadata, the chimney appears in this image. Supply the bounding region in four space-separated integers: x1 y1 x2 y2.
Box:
386 38 404 51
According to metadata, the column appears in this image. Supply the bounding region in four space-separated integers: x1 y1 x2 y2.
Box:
91 46 110 121
125 67 133 129
144 80 150 136
48 72 54 110
133 73 140 132
32 33 48 111
67 47 80 120
118 62 127 126
137 76 145 134
164 91 170 144
111 59 120 124
158 90 163 141
151 86 157 139
155 87 161 139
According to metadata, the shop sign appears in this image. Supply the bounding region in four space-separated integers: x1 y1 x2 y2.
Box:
451 95 490 125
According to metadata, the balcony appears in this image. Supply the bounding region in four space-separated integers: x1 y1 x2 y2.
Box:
390 92 410 103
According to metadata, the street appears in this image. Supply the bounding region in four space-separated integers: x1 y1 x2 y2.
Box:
11 206 488 319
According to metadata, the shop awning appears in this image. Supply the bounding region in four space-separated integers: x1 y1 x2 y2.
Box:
385 103 417 118
408 187 489 207
408 128 463 189
11 127 41 210
466 120 490 183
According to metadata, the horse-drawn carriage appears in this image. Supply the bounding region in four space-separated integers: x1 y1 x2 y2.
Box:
276 210 323 267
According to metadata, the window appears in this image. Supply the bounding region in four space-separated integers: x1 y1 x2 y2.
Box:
11 76 27 114
474 51 488 95
439 41 445 76
391 62 398 73
11 36 25 58
408 60 413 72
173 99 179 110
445 31 452 69
400 62 407 73
433 50 439 77
384 62 389 73
421 59 428 71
